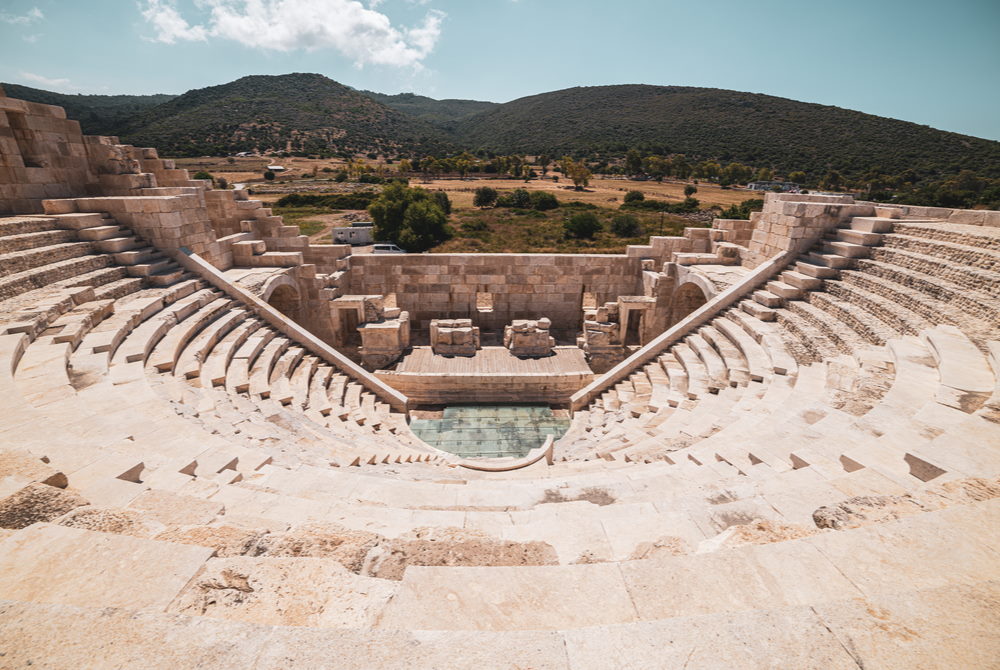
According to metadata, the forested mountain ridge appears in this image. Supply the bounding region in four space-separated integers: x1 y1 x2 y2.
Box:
5 76 998 189
454 84 1000 179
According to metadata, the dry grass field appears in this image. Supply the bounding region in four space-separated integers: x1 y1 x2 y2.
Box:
172 157 755 210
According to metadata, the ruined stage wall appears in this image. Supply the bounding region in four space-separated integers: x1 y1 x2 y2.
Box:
345 253 645 337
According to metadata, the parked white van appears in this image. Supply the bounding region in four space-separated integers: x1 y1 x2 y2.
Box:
372 243 407 254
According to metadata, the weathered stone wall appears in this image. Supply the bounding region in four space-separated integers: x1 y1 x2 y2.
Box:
0 95 98 214
344 253 645 338
744 193 876 267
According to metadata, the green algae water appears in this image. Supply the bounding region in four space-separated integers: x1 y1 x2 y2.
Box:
409 405 570 458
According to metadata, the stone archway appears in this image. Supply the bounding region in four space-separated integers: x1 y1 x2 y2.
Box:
669 281 710 327
265 282 302 324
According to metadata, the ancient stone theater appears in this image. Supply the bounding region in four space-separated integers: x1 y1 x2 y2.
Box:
0 89 998 668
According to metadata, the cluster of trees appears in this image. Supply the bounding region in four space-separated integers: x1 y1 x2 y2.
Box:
620 188 701 214
718 198 765 220
474 187 558 211
276 192 379 209
367 183 452 252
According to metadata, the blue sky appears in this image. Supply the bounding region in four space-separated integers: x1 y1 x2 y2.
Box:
1 0 998 140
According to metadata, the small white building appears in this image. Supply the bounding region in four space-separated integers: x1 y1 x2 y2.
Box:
333 222 374 245
266 165 286 172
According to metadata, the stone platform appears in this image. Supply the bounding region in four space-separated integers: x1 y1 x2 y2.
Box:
376 346 594 404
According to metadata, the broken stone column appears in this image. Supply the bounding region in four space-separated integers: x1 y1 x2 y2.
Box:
358 311 410 369
430 319 480 356
578 303 625 373
503 318 555 357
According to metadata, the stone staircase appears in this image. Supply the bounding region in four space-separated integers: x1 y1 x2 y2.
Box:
561 215 1000 473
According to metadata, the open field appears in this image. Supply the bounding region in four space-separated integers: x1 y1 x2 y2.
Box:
171 156 758 209
171 156 757 253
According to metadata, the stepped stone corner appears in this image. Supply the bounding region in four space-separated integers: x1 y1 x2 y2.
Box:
1 90 1000 668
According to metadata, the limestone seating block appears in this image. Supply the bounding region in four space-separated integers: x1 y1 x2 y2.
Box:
823 240 870 259
0 524 212 610
0 450 67 492
849 216 896 234
806 251 855 269
779 270 824 291
378 562 638 631
752 290 783 308
794 259 839 279
920 325 995 412
765 281 802 301
836 228 883 246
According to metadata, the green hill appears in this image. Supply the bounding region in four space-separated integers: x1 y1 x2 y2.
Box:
454 85 1000 179
360 91 497 128
117 73 452 157
1 83 175 136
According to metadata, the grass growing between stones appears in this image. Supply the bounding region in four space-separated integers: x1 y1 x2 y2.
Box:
271 205 338 237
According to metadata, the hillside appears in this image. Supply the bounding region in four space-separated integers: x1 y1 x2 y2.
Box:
117 73 452 157
0 83 175 136
455 85 1000 179
360 91 497 127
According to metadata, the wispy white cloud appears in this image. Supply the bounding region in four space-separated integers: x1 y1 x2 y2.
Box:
18 71 78 91
0 7 44 25
140 0 208 42
23 33 40 43
140 0 444 68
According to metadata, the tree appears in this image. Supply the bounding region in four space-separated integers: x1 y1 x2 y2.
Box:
684 184 698 197
193 170 213 181
644 156 669 182
754 167 774 182
497 188 532 209
538 154 551 176
611 213 641 237
788 171 807 185
335 170 348 183
216 177 229 190
821 170 843 191
625 149 643 176
263 170 275 181
529 191 559 211
473 186 498 208
624 190 645 204
561 157 591 191
564 212 602 239
433 190 452 215
368 183 449 252
398 199 448 252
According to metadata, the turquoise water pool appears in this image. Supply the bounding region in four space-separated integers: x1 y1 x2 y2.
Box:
409 405 570 458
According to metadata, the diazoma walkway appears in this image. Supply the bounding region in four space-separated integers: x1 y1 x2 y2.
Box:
0 89 998 668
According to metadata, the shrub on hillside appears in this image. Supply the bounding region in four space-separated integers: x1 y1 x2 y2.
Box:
611 213 642 237
564 212 602 239
474 186 498 208
529 191 559 211
624 190 645 204
496 188 532 209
